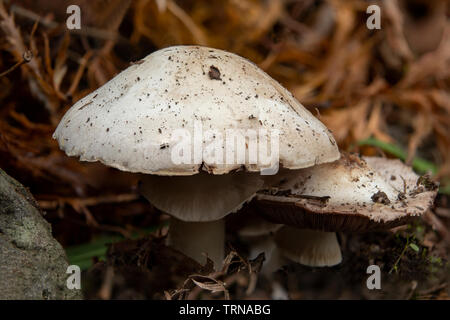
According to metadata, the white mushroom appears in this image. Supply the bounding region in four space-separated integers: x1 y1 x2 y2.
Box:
53 45 340 268
256 153 438 267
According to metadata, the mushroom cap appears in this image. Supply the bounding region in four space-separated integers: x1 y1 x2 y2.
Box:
53 45 339 176
255 154 438 232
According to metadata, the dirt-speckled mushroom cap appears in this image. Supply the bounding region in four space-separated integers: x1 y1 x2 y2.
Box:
255 154 438 232
53 45 339 176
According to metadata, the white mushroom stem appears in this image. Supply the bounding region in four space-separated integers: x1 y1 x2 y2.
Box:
275 227 342 267
167 217 224 268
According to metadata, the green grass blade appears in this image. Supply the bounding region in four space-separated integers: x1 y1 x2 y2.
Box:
65 223 167 270
358 137 438 174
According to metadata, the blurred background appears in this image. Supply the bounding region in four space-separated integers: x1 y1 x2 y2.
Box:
0 0 449 299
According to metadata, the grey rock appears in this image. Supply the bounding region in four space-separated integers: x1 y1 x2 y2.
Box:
0 169 82 299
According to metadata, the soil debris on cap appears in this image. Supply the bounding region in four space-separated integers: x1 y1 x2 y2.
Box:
371 191 391 205
208 65 221 80
130 59 145 65
410 174 439 196
78 101 92 110
416 174 439 191
397 192 406 201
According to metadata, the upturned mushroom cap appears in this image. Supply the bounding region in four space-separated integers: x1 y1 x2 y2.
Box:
255 154 438 232
53 45 339 175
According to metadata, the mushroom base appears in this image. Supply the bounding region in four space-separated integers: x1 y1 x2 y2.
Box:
167 217 225 269
275 227 342 267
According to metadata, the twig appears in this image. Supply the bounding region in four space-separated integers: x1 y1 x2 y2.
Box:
435 207 450 219
423 210 450 240
37 193 139 210
98 266 114 300
405 280 418 300
166 0 207 45
417 282 448 297
0 50 32 78
0 1 41 76
66 50 93 96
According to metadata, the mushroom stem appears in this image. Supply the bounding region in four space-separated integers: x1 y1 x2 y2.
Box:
167 217 225 269
139 172 263 270
242 234 285 274
275 227 342 267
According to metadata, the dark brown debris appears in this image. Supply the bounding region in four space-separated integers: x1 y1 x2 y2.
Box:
208 65 221 80
372 191 391 205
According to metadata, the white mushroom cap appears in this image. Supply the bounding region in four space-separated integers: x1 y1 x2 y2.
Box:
274 154 401 221
256 154 438 232
53 45 339 175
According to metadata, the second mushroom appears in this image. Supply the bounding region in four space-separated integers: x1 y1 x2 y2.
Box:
254 153 438 267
